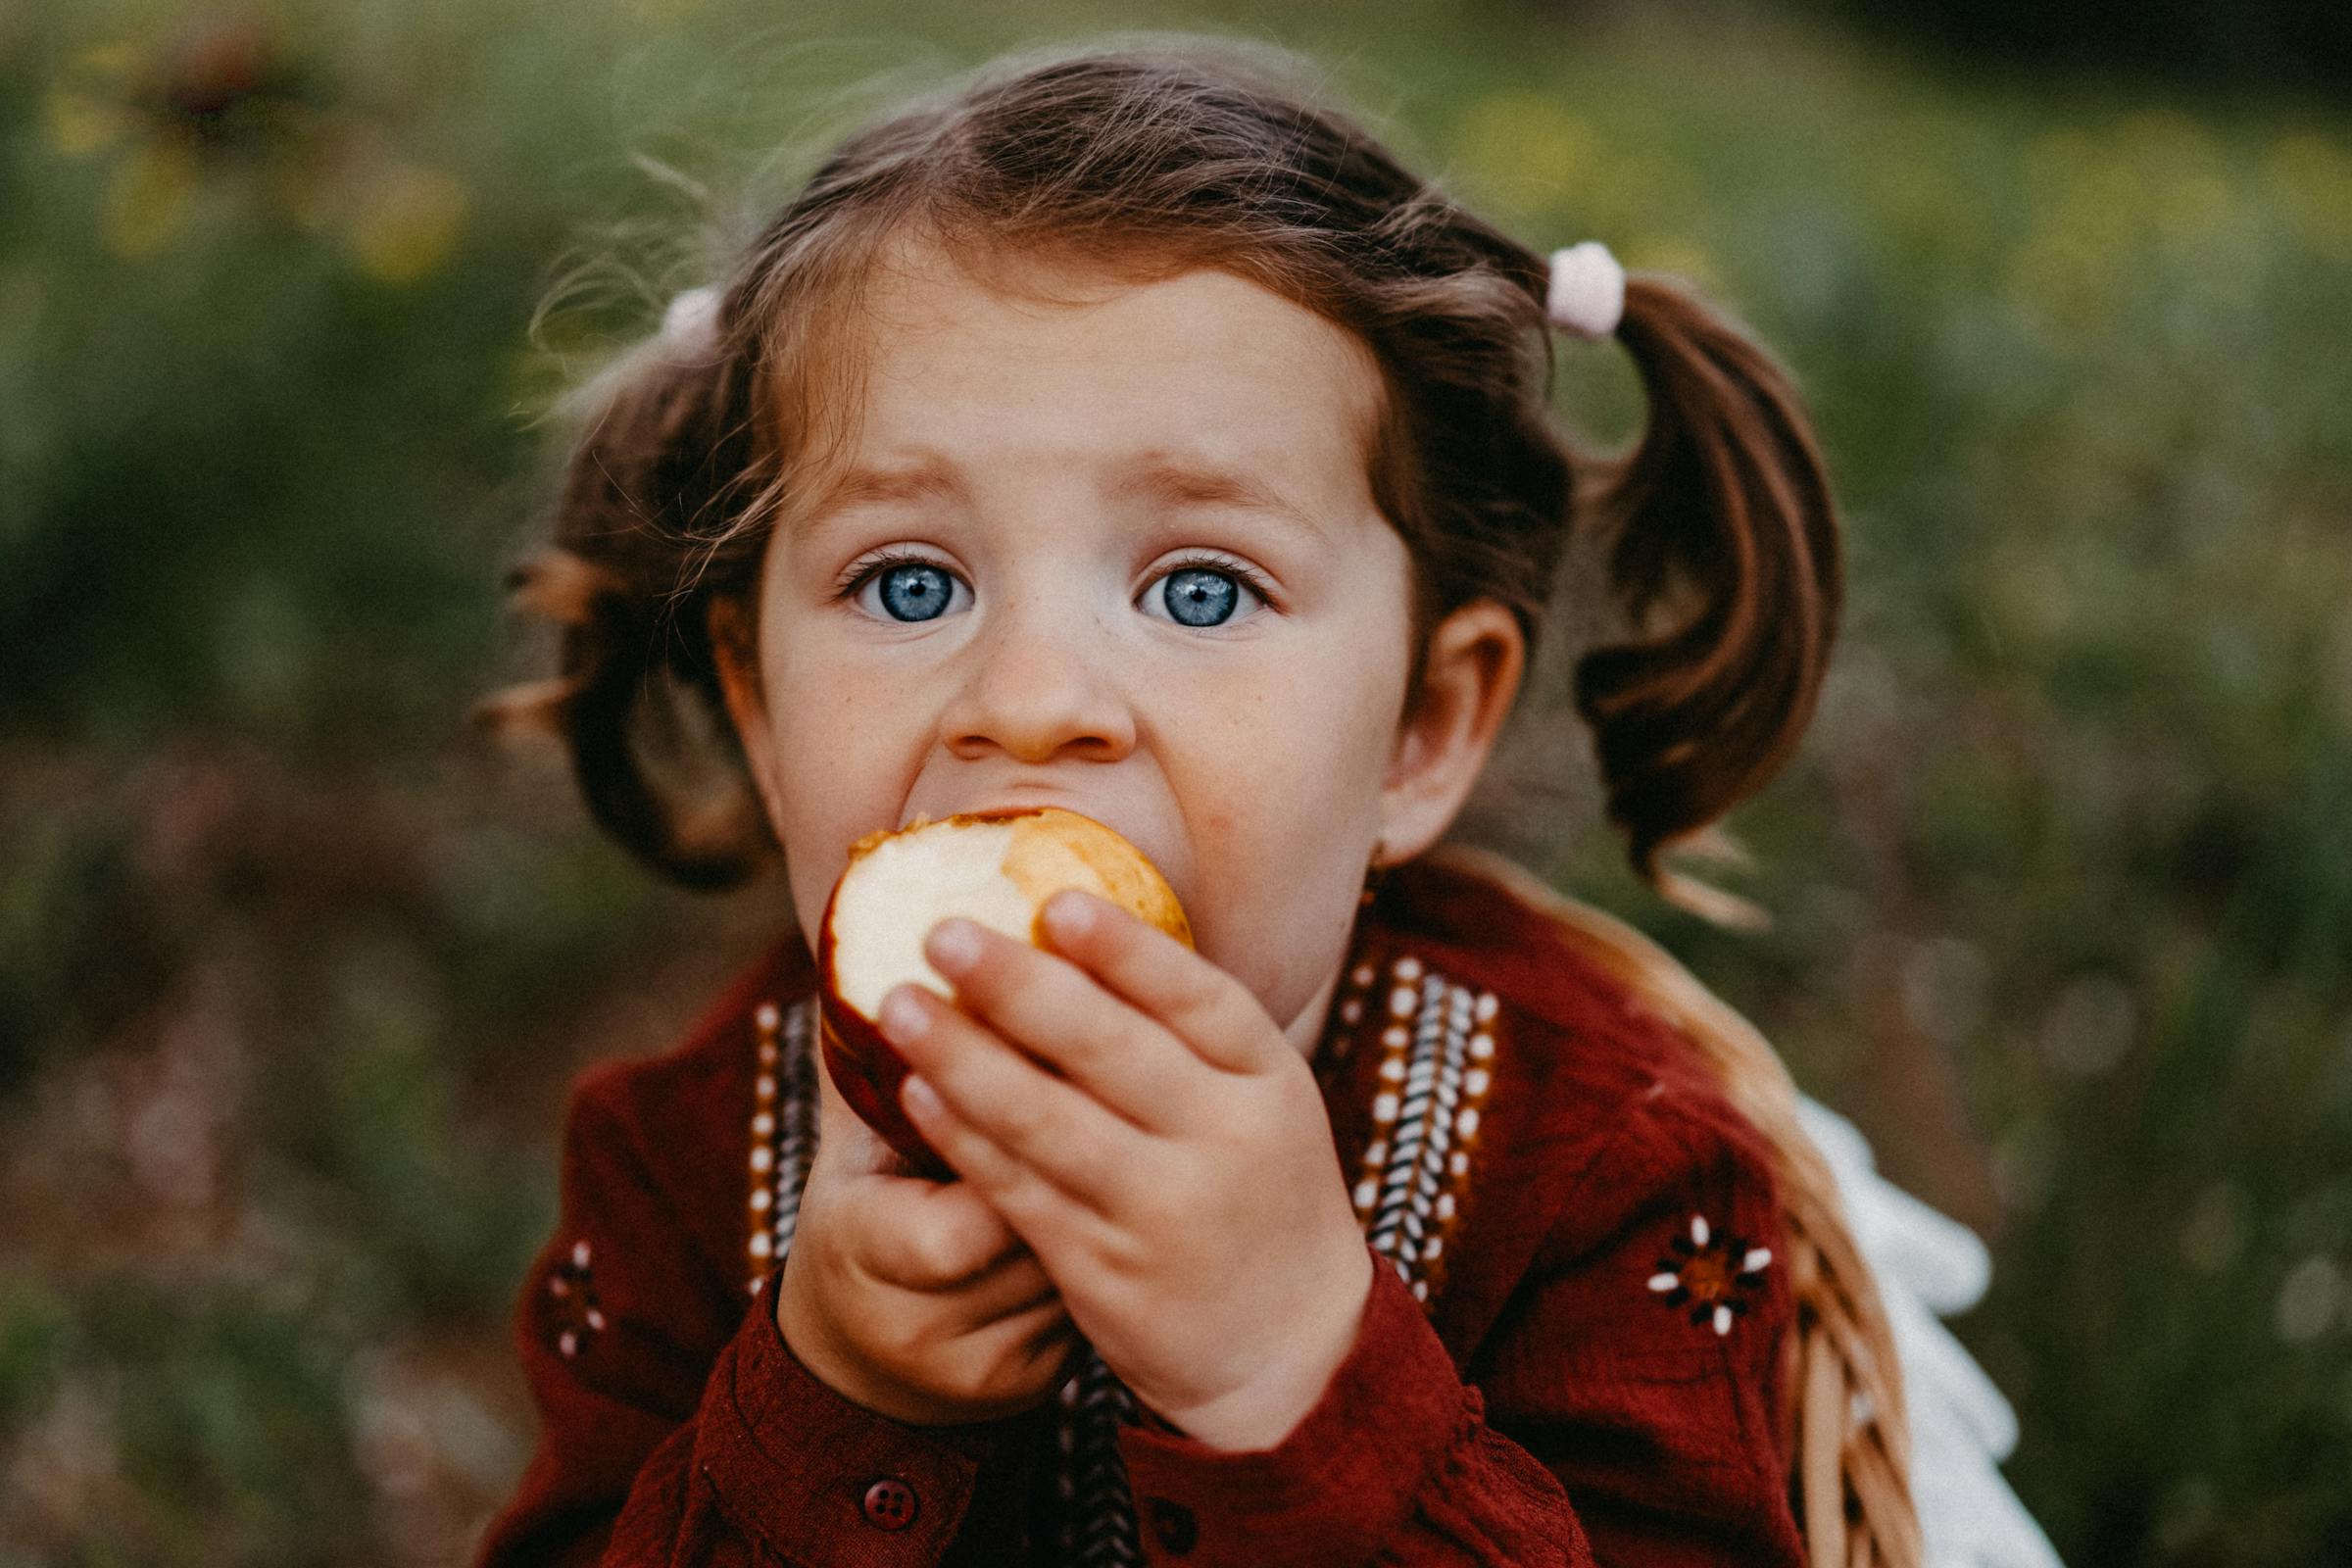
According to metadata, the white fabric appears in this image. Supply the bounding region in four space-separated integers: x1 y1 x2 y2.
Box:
1544 241 1626 339
1795 1097 2067 1568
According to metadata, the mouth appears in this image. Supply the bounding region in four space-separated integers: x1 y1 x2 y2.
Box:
900 788 1080 835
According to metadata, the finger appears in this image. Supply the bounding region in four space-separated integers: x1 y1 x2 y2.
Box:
1008 1306 1083 1381
957 1213 1037 1277
959 1298 1082 1412
883 985 1138 1214
948 1210 1036 1292
920 916 1188 1135
1039 890 1276 1075
974 1291 1069 1352
863 1179 1026 1291
964 1254 1062 1330
894 1052 1130 1268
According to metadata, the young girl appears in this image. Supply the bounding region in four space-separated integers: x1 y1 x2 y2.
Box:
467 35 2043 1568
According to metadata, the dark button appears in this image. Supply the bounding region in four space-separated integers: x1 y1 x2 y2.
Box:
861 1477 917 1530
1146 1496 1198 1554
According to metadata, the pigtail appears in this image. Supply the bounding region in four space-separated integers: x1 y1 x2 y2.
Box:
471 289 777 889
1548 276 1916 1563
1431 843 1924 1568
1571 272 1842 932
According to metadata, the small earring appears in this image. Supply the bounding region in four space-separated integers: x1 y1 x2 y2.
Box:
1358 840 1391 909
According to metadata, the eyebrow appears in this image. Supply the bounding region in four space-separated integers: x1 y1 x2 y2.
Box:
803 451 1331 546
1111 456 1330 546
809 459 965 514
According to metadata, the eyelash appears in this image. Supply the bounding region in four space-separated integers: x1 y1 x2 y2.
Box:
830 548 1277 619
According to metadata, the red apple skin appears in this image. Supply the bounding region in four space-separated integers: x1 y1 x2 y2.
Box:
812 873 956 1180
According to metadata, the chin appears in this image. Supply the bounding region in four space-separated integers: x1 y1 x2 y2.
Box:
814 805 1191 1178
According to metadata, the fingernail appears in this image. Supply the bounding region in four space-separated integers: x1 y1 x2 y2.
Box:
929 917 983 973
1045 891 1094 938
903 1074 944 1120
879 986 927 1045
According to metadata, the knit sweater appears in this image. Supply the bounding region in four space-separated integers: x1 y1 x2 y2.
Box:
469 847 1807 1566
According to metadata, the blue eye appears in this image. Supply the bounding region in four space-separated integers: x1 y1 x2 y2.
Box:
1158 566 1241 628
1145 556 1271 629
857 560 966 622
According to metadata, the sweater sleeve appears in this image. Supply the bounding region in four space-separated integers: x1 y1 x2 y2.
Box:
1112 1092 1806 1567
468 1064 1049 1567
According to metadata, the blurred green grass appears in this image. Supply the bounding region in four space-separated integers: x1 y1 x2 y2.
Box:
2 1 2348 1562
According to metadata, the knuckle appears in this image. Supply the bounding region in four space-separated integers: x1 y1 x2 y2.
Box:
994 1094 1053 1152
903 1222 969 1287
947 1191 1015 1261
1209 976 1263 1036
1170 979 1234 1041
854 1201 941 1286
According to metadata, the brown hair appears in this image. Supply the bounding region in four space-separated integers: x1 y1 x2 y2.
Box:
477 34 1912 1562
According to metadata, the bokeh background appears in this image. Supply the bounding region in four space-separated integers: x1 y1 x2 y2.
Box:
4 0 2349 1563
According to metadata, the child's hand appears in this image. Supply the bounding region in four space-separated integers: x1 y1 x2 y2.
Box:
772 1049 1083 1425
880 890 1378 1452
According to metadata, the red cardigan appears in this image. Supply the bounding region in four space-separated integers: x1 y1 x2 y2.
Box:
470 850 1805 1566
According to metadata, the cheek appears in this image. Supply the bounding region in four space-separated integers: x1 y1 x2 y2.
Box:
759 641 931 934
1191 624 1405 809
1165 654 1400 992
763 621 930 768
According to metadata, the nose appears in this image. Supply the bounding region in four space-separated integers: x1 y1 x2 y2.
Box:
939 591 1137 764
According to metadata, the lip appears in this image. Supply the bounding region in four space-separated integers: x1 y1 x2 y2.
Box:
939 795 1133 849
900 786 1085 833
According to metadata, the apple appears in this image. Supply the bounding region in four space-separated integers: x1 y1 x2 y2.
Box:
814 806 1192 1178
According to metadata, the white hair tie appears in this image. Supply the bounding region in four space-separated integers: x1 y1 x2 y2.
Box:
660 284 721 348
1545 241 1626 340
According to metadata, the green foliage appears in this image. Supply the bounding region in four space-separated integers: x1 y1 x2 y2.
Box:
4 0 2348 1562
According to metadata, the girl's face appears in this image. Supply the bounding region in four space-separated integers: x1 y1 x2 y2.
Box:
714 235 1521 1055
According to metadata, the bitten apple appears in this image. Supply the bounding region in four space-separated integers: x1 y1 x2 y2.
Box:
814 806 1192 1177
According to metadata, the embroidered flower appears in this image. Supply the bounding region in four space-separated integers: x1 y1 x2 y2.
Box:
546 1238 608 1358
1646 1212 1771 1336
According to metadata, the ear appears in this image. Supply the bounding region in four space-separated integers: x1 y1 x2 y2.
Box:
1378 599 1525 863
708 595 787 832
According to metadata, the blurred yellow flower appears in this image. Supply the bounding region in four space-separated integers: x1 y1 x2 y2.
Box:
346 163 470 284
44 89 130 157
106 139 200 258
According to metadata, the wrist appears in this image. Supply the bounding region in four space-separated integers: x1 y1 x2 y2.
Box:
773 1255 910 1419
772 1258 863 1399
1152 1249 1377 1451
